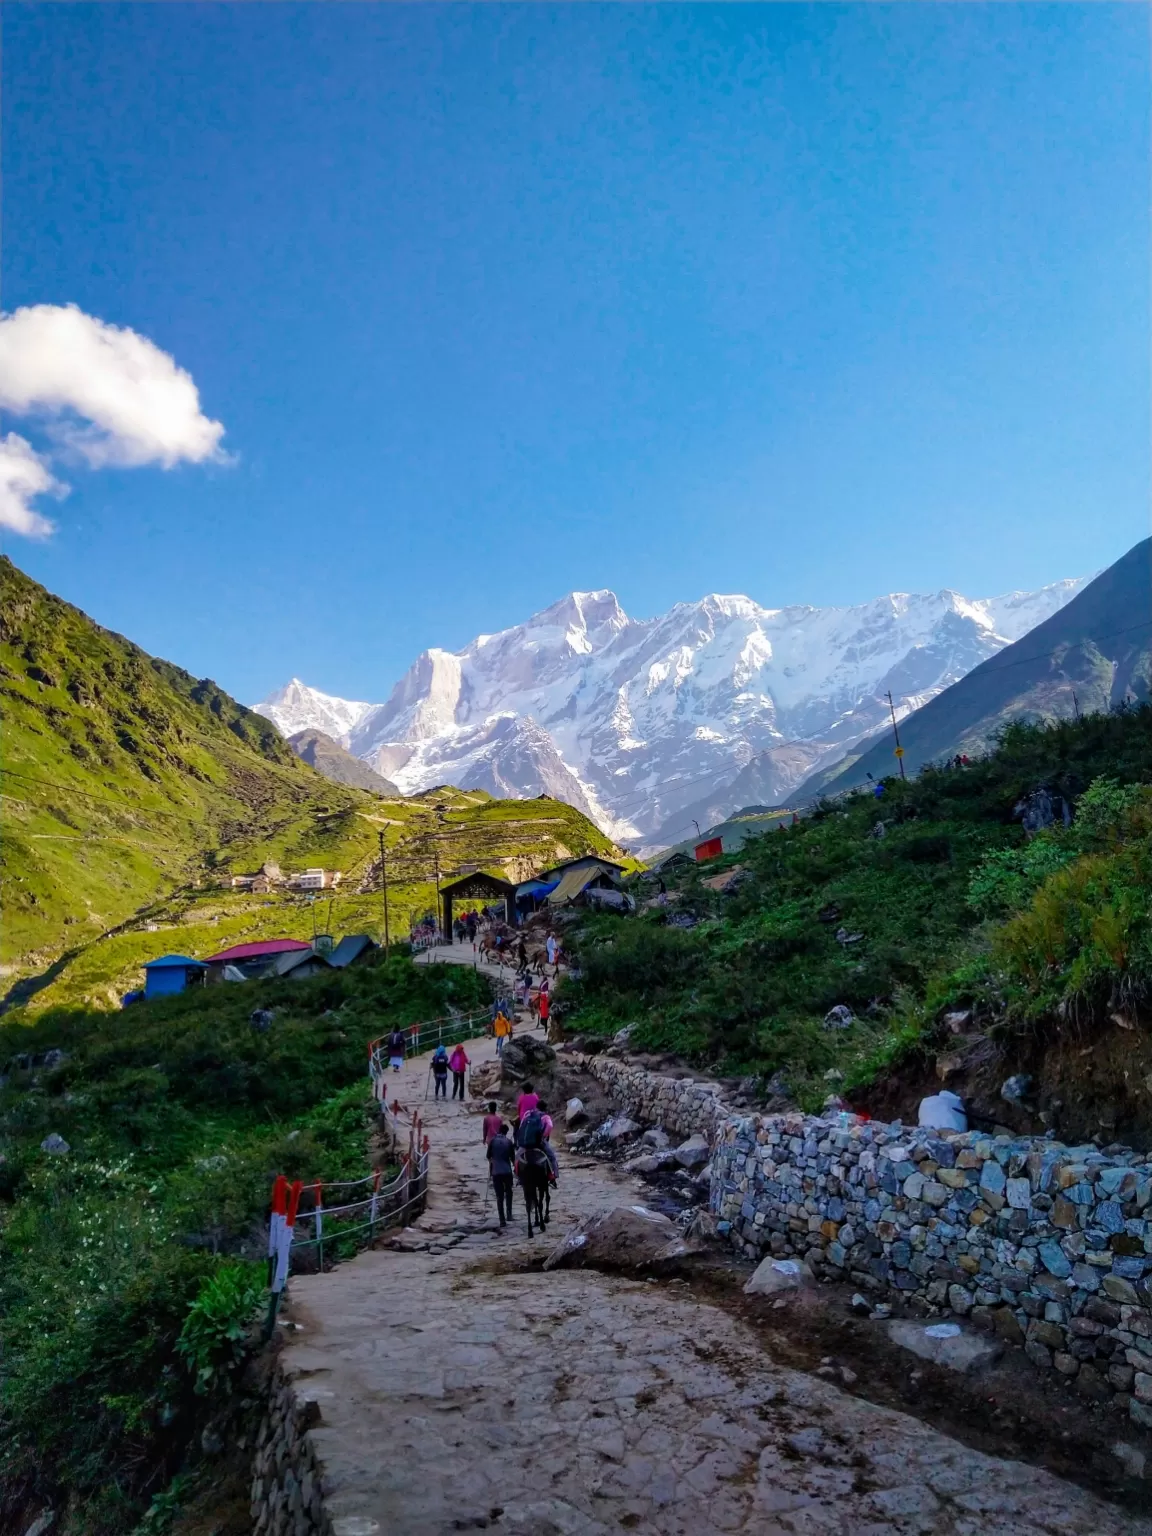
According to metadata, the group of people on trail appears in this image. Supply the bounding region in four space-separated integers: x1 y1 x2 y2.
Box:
452 909 483 944
482 1082 558 1229
430 1042 470 1099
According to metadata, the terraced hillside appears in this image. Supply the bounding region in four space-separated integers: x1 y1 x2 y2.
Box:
0 559 620 1012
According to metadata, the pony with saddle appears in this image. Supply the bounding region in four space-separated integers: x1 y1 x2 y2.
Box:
515 1105 554 1237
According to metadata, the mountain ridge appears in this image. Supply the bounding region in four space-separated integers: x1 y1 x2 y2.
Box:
287 728 400 794
796 538 1152 802
255 572 1088 843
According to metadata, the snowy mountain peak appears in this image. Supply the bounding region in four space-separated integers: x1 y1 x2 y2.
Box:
254 573 1089 842
254 677 375 747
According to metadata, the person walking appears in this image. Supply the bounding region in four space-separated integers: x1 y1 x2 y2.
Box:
537 985 551 1034
449 1042 470 1100
493 1009 512 1056
387 1027 407 1074
545 933 557 970
487 1121 516 1228
431 1044 449 1099
482 1100 502 1145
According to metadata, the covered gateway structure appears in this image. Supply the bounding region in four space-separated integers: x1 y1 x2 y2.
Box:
440 870 517 934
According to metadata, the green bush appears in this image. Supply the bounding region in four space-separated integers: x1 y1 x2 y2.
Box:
176 1261 266 1394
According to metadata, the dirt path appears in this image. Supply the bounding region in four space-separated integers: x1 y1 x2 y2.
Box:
282 1025 1149 1536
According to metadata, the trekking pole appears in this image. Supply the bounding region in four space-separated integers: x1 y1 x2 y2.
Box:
424 1065 433 1101
483 1172 492 1214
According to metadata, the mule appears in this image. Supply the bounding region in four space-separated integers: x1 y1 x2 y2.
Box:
519 1150 551 1237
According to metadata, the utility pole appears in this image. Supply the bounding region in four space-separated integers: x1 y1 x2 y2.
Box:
377 830 391 959
886 691 907 781
1072 689 1080 720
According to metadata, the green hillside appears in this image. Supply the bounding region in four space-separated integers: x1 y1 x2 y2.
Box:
801 537 1152 800
567 705 1152 1146
0 559 620 1012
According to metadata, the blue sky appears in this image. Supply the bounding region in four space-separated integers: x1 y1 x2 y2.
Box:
2 3 1148 704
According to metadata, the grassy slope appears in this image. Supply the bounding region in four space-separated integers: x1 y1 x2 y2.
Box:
0 557 619 1011
567 707 1152 1119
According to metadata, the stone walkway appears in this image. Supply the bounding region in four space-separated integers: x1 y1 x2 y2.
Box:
283 1024 1149 1536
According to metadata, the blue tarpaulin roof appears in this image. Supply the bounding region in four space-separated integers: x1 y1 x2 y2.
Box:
516 879 559 898
144 954 207 969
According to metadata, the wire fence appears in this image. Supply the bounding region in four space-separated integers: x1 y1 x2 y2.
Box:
262 1003 500 1332
367 1007 494 1070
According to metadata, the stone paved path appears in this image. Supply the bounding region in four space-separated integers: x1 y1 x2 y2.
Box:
284 1021 1149 1536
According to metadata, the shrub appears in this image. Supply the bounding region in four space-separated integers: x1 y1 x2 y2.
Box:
176 1261 266 1394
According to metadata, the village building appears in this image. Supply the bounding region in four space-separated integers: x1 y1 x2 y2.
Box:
540 853 631 910
328 934 378 968
289 868 342 891
142 954 208 998
203 938 312 983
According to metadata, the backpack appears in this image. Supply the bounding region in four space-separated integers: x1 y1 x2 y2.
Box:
519 1109 545 1151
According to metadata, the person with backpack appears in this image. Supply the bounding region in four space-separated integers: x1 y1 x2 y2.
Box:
448 1042 470 1100
486 1121 516 1227
431 1044 450 1099
387 1028 407 1073
515 1100 553 1234
516 1081 539 1127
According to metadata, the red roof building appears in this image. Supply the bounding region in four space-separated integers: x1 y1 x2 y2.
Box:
694 836 724 862
205 938 311 964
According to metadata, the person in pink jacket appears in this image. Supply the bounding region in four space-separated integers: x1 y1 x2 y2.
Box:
448 1043 470 1100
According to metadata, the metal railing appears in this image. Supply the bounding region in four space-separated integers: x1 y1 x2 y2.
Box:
367 1008 493 1075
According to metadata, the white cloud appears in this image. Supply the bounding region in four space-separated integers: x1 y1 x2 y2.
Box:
0 303 226 470
0 434 67 538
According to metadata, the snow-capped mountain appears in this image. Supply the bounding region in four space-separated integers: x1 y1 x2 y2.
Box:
254 577 1087 846
255 679 376 746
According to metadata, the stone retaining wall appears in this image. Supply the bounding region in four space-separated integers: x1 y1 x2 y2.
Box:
583 1053 1152 1429
250 1359 332 1536
581 1054 730 1141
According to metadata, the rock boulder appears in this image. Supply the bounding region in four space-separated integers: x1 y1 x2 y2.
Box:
501 1035 556 1083
543 1205 701 1274
673 1133 710 1168
744 1255 816 1297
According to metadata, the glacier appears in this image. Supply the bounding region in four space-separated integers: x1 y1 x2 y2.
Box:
254 576 1087 848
